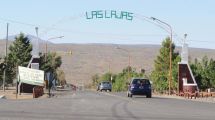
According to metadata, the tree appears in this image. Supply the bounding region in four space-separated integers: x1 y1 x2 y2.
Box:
191 56 215 90
99 72 113 82
150 37 180 92
92 74 100 86
0 58 4 84
6 33 32 84
39 52 62 87
39 52 62 73
92 66 146 92
56 69 66 85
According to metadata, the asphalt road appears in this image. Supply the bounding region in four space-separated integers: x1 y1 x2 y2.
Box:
0 90 215 120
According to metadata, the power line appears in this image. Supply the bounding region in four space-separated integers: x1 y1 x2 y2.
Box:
188 40 215 43
134 14 183 44
0 17 37 27
40 14 84 37
1 16 213 45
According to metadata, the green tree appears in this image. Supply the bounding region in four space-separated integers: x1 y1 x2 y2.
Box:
39 52 62 87
191 56 215 90
99 72 113 82
92 66 146 92
6 33 32 84
0 58 4 84
39 52 62 73
150 37 180 93
190 58 202 88
113 66 145 91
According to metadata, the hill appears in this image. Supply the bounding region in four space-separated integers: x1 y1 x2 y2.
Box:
1 40 215 85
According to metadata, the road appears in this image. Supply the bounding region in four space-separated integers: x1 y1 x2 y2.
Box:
0 90 215 120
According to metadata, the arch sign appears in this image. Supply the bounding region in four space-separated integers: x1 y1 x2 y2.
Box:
86 10 134 21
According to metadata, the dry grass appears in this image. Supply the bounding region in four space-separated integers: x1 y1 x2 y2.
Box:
0 87 33 99
1 41 215 86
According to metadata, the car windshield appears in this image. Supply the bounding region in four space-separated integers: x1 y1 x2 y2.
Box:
132 79 150 85
101 82 110 85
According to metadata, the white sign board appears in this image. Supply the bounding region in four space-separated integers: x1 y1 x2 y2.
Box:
18 66 44 86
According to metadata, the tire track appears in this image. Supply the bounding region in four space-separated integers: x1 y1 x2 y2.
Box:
111 100 124 120
122 101 141 120
110 98 141 120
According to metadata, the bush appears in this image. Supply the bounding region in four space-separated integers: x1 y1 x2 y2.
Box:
92 66 146 92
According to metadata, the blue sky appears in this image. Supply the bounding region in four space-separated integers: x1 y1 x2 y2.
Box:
0 0 214 49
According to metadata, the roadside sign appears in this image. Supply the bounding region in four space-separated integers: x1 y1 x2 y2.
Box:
18 66 44 86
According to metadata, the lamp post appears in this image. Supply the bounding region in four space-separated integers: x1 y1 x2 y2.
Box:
107 58 112 83
116 46 131 82
151 17 173 95
45 36 64 60
45 36 64 97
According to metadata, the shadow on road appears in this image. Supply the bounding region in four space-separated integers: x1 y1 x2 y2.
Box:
132 96 170 100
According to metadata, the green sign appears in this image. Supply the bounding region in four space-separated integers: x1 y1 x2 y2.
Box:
86 10 133 21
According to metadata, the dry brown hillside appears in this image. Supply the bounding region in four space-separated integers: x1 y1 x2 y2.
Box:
1 40 215 85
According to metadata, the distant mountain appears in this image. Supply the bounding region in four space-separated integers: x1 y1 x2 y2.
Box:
5 34 47 43
0 41 215 86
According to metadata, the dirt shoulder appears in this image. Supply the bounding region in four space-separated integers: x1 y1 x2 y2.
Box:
0 87 48 100
154 94 215 103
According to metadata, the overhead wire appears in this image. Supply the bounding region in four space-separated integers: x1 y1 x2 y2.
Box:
188 40 215 43
0 16 185 46
39 13 85 37
0 15 213 45
134 14 184 45
0 17 40 27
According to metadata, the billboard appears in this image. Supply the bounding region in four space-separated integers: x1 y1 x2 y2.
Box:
18 66 44 86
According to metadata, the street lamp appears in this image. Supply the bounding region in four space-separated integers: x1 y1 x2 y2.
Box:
151 17 173 95
116 46 131 81
106 58 112 83
45 36 64 97
45 36 64 60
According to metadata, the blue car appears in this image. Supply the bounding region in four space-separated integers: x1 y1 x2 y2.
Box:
127 78 152 98
97 81 112 92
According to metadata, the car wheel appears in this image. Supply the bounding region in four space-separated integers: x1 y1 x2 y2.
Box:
127 92 132 98
109 89 112 92
130 94 133 98
146 93 152 98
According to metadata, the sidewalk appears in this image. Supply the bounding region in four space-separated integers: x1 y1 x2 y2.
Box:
154 94 215 103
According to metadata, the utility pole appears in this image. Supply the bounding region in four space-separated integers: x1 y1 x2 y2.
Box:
116 46 131 82
128 54 131 81
3 23 9 92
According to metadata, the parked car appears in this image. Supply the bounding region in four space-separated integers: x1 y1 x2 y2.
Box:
97 81 112 92
127 78 152 98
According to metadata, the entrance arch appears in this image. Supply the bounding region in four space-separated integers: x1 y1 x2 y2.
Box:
41 10 179 93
